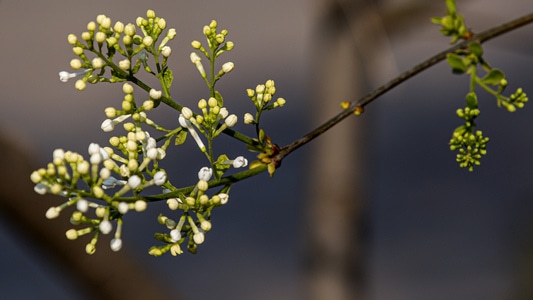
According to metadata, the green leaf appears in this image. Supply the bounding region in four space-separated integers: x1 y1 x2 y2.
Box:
214 154 230 180
162 68 174 89
446 0 457 14
214 90 224 107
468 42 483 57
446 53 467 74
481 69 505 86
175 130 187 145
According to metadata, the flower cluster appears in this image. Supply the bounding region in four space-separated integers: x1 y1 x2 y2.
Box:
30 143 163 253
33 10 286 256
436 1 528 171
450 130 489 172
58 9 176 91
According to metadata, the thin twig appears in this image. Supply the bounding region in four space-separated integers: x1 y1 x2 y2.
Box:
275 12 533 161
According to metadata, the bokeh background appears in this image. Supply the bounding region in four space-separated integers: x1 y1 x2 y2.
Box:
1 0 533 299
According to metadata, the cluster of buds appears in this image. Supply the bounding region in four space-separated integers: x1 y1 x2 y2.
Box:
178 97 238 152
30 141 167 254
499 88 529 112
244 80 286 126
59 9 177 90
36 10 287 257
450 129 489 172
190 20 235 84
150 165 238 256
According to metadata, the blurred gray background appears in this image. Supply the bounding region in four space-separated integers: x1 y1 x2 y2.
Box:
1 0 533 299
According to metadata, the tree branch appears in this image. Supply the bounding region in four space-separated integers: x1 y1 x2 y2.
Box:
275 11 533 161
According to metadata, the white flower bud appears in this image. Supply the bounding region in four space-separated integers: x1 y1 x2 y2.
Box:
222 62 234 73
119 59 130 70
153 171 167 186
76 199 89 212
128 175 141 189
70 59 82 70
244 113 255 124
99 220 112 234
193 232 205 244
45 207 60 219
225 114 237 127
170 229 181 242
143 36 153 47
118 202 129 214
135 200 147 212
67 34 78 45
161 46 172 57
110 238 122 252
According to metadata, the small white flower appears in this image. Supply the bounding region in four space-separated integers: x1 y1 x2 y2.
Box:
58 69 90 82
153 171 167 186
102 176 127 189
34 183 48 195
232 156 248 168
100 114 131 132
198 167 213 181
219 193 229 205
179 114 206 152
